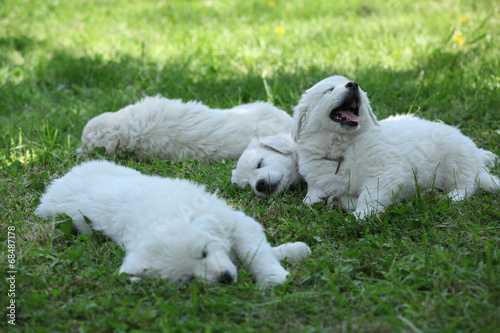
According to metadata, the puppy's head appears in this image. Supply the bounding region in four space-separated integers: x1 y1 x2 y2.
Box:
77 112 122 154
119 215 237 285
231 134 300 197
291 75 379 140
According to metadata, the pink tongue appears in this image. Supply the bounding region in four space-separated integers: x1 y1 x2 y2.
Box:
338 111 360 122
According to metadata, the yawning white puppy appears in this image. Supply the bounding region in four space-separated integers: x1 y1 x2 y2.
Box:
231 133 300 196
76 96 293 162
35 160 311 286
292 75 499 220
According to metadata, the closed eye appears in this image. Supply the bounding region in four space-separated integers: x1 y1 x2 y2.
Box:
256 159 263 169
324 87 335 94
201 247 208 259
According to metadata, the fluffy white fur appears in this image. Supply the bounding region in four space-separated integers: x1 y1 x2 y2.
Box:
292 75 499 220
231 133 300 196
35 161 310 286
76 96 293 162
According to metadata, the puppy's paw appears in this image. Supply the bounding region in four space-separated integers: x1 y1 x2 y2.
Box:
119 258 149 281
118 267 143 281
326 196 342 210
128 275 143 282
353 208 379 221
273 242 311 263
260 271 290 287
447 189 468 202
303 190 327 205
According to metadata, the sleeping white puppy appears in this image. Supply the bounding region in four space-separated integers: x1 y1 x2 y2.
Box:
292 75 499 220
76 96 293 162
231 133 300 196
35 161 311 287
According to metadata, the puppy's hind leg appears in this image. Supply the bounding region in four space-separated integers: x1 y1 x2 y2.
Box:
476 169 500 194
447 170 500 201
447 187 473 202
446 172 476 202
272 242 311 263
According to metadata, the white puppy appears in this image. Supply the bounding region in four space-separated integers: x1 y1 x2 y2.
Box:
231 133 300 196
35 161 311 287
292 75 499 220
76 96 293 162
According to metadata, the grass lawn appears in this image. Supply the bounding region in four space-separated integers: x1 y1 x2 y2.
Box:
1 0 499 331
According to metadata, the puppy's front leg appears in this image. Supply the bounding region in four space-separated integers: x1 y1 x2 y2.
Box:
303 188 328 205
119 249 148 281
354 186 389 220
230 212 290 287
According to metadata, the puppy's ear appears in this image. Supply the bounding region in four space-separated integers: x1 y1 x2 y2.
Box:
291 104 309 141
191 214 228 238
367 105 380 127
191 214 219 232
361 93 380 127
259 134 296 155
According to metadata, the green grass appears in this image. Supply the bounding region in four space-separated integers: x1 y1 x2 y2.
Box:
1 0 500 331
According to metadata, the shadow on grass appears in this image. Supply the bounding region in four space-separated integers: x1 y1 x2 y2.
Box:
1 45 499 146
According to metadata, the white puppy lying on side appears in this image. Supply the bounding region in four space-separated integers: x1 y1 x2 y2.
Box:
292 75 499 220
35 161 311 287
231 133 300 196
76 96 293 162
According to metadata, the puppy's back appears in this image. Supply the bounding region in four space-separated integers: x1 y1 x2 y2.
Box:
35 161 142 233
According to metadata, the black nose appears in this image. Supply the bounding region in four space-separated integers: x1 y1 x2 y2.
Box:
255 179 268 193
255 179 278 195
346 81 358 89
217 271 234 284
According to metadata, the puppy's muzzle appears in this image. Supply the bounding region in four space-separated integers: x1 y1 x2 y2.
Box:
329 82 360 127
346 81 358 90
217 271 235 284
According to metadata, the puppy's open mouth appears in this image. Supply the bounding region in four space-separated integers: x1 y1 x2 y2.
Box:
329 94 360 127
